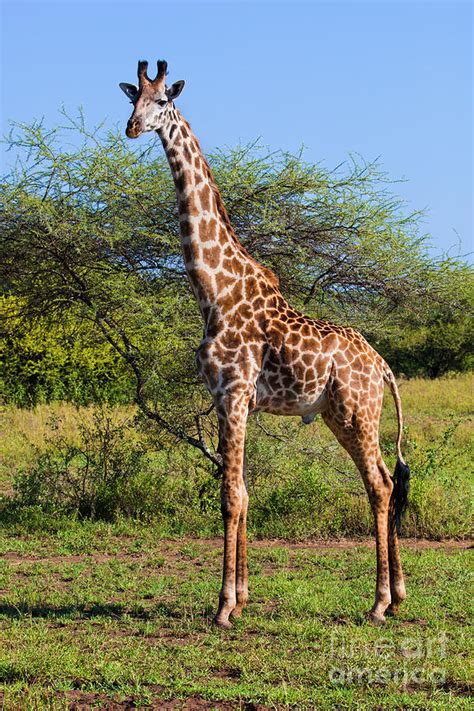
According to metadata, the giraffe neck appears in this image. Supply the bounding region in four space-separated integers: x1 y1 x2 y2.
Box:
158 110 277 321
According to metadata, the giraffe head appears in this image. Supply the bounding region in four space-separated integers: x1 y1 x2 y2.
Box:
119 59 185 138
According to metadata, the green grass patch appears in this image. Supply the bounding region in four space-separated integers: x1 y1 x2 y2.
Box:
0 534 472 709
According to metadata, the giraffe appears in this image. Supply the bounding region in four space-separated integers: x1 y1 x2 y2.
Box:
119 59 410 629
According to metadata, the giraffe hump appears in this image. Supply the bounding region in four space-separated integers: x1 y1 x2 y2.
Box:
260 265 280 288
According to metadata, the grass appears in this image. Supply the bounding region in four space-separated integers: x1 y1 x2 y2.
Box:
0 403 134 498
0 375 472 707
0 533 472 709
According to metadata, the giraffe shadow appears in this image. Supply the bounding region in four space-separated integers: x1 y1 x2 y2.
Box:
0 600 181 621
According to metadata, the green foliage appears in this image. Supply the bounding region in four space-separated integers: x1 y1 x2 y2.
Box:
13 409 150 520
1 113 472 433
1 296 133 406
6 405 220 529
244 417 372 538
404 418 473 539
372 268 474 378
375 310 474 378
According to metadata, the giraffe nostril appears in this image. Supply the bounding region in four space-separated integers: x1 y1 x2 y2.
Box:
126 119 141 138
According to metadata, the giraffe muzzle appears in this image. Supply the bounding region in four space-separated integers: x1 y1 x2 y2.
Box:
126 119 142 139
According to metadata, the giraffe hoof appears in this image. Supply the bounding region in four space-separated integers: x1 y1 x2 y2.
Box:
367 611 386 625
229 606 244 619
386 603 401 617
212 616 233 630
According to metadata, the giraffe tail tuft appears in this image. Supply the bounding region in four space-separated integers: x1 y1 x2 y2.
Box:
383 366 410 534
393 457 410 535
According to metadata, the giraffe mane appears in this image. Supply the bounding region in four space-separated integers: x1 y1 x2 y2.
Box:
179 117 280 290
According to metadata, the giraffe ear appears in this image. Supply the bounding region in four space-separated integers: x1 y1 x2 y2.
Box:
119 83 138 101
166 80 185 102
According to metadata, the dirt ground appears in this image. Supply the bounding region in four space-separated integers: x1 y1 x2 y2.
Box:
2 536 471 566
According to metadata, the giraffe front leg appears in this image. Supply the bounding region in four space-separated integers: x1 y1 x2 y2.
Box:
230 472 249 619
213 391 250 629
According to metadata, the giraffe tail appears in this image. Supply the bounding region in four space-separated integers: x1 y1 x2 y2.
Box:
383 368 410 535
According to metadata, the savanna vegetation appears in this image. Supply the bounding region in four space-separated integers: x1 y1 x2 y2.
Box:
0 374 472 539
0 114 472 708
0 113 472 533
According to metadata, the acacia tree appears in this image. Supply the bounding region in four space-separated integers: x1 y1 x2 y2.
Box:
1 113 471 463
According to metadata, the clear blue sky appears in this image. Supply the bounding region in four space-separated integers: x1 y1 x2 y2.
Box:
1 0 472 258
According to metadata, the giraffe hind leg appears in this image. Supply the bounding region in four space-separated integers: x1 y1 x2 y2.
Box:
322 410 395 623
383 454 407 614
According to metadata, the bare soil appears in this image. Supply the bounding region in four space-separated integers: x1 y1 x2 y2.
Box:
2 537 471 565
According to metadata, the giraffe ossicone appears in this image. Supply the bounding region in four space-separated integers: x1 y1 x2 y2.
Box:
120 59 410 629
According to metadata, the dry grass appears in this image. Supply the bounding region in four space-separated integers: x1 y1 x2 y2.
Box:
0 403 135 496
1 374 472 538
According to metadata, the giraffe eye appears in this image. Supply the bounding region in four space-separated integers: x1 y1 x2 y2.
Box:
156 99 168 107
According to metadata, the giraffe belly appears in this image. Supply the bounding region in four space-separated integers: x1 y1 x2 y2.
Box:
254 377 328 417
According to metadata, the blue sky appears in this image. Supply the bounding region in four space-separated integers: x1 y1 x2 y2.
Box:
1 0 472 258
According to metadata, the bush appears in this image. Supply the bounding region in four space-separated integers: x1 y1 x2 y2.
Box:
13 409 150 520
7 406 221 530
404 418 473 538
0 296 134 406
2 375 472 538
